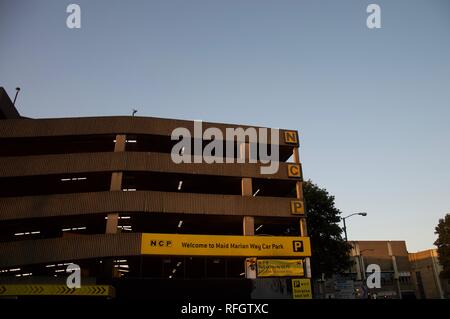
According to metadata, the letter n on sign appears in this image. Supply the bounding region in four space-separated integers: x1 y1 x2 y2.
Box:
284 131 298 145
290 200 304 215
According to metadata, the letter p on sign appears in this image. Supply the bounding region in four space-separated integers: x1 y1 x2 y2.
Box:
291 200 305 215
293 241 304 252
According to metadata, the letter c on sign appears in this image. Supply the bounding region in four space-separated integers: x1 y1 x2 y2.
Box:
287 164 301 178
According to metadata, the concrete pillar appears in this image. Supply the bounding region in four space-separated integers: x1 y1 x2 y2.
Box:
110 172 122 190
295 180 303 200
293 146 311 278
106 214 119 234
431 250 445 299
241 141 254 235
102 135 127 281
388 241 402 299
114 134 126 152
110 172 123 190
355 257 362 281
241 176 254 235
241 176 255 235
241 178 252 196
244 215 256 279
239 142 252 162
240 141 256 279
293 147 300 164
106 134 125 235
106 172 122 234
294 149 307 237
243 216 255 236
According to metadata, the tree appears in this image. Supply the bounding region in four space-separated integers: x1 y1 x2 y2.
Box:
303 180 352 279
434 213 450 279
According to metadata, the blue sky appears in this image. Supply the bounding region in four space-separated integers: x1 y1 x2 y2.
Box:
1 0 449 252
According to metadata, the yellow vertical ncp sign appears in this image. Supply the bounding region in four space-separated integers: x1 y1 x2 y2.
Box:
141 233 311 257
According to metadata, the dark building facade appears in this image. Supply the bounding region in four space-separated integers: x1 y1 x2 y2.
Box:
0 87 311 299
315 240 417 299
410 249 449 299
349 241 416 299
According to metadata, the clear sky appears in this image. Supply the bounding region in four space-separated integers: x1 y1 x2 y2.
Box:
1 0 449 252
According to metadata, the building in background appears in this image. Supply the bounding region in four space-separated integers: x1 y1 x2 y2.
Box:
316 241 417 299
0 87 311 299
349 241 416 299
409 249 449 299
317 241 450 299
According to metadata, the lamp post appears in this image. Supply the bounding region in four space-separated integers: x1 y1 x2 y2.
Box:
13 87 20 105
342 212 367 242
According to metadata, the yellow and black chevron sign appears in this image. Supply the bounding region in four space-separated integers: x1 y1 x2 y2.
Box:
0 285 115 297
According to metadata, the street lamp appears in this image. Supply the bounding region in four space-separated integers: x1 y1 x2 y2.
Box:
13 87 20 105
342 212 367 242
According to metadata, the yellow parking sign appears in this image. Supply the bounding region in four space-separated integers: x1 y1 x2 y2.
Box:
292 278 312 299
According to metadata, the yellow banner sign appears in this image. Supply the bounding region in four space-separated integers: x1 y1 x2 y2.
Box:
0 285 114 297
292 278 312 299
141 233 311 257
257 259 304 277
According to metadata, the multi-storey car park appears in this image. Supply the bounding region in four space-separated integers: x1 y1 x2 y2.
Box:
0 87 311 299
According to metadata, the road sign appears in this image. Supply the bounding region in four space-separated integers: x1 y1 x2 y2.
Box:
141 233 311 257
292 278 312 299
257 259 304 277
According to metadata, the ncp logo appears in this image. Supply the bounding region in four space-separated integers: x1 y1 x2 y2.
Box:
149 240 172 247
292 241 304 252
